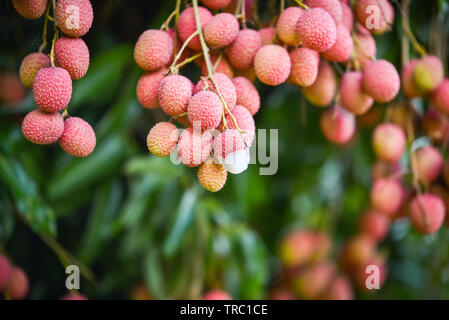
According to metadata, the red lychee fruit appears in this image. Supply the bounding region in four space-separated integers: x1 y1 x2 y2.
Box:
321 23 353 62
276 6 305 46
431 79 449 115
324 276 354 300
6 266 29 300
259 27 278 45
59 117 96 157
423 108 449 144
354 255 388 292
410 193 445 235
54 37 89 80
136 68 167 109
33 67 72 113
61 293 88 300
355 0 394 35
201 0 232 10
289 47 320 87
303 61 336 107
222 105 256 146
413 55 444 93
353 30 376 69
22 109 64 145
55 0 93 37
372 123 406 163
296 8 337 52
146 122 179 158
197 161 228 192
203 290 232 300
401 59 423 98
293 263 335 299
320 105 356 145
200 55 234 79
415 146 443 185
227 29 262 70
12 0 47 19
0 72 26 104
0 255 11 291
158 74 193 116
362 60 400 103
371 178 404 215
134 30 174 72
232 76 260 115
213 129 249 174
178 6 212 51
254 45 291 86
359 209 390 242
177 127 213 167
194 73 237 111
340 2 354 31
188 91 223 130
19 52 51 88
305 0 343 23
204 13 239 49
279 230 316 269
340 71 374 115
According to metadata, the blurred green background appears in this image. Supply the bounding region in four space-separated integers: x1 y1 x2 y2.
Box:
1 0 449 299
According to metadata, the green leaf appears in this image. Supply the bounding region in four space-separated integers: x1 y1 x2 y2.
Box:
144 248 168 299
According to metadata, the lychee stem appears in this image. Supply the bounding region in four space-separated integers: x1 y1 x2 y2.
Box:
280 0 285 13
171 52 203 72
173 0 182 56
238 0 247 28
49 0 59 68
293 0 309 10
168 30 200 74
38 3 52 53
160 9 178 31
212 52 223 72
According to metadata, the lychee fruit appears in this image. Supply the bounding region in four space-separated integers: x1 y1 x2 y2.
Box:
59 117 96 157
54 37 90 80
303 61 336 107
259 27 278 45
339 235 376 271
6 266 29 300
293 263 335 300
289 47 320 87
158 74 193 116
324 276 354 300
55 0 93 37
134 30 174 72
197 161 228 192
311 232 332 263
33 67 72 113
213 129 249 174
204 13 239 49
305 0 343 23
415 146 443 185
320 105 356 145
203 289 232 300
279 230 316 269
354 254 388 291
188 91 223 130
227 29 262 70
136 68 167 109
321 23 353 62
0 255 11 291
194 73 237 111
22 109 64 145
232 76 260 115
254 45 291 86
200 55 234 79
19 52 51 88
413 55 444 93
177 127 213 167
401 59 423 98
146 122 179 157
372 123 406 163
410 193 445 235
234 67 256 82
355 0 394 35
201 0 232 10
431 79 449 115
371 160 402 181
423 107 449 143
177 6 212 51
371 178 404 215
12 0 47 19
340 2 354 31
222 104 256 145
0 72 26 104
353 30 376 69
276 6 305 46
362 60 400 103
340 71 374 115
359 209 390 242
296 8 337 52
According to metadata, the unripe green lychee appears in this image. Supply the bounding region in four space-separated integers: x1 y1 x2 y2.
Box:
359 209 390 242
59 117 96 157
276 7 304 46
12 0 47 19
305 0 343 23
371 178 404 215
203 289 232 300
54 37 90 80
340 71 374 115
410 193 445 235
226 29 262 70
136 68 167 109
134 30 174 72
0 255 11 291
232 76 260 115
194 73 237 111
178 6 212 51
197 161 228 192
321 23 353 62
320 105 356 145
362 60 400 103
177 127 213 167
19 52 51 88
372 123 406 162
415 146 443 185
296 8 337 52
303 61 336 107
33 67 72 113
6 266 29 300
254 45 291 86
22 109 64 145
146 122 179 157
431 79 449 115
158 74 193 116
55 0 93 37
355 0 394 35
188 91 223 130
204 13 239 49
289 47 320 87
413 55 444 93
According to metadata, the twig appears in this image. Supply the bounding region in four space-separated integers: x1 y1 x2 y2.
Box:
293 0 309 10
160 9 178 30
168 30 199 74
239 0 247 28
38 3 52 53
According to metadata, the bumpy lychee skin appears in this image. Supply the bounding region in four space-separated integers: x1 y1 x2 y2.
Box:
259 27 278 45
303 61 336 107
353 31 376 69
177 127 213 167
401 59 423 98
12 0 47 19
321 23 353 62
200 55 234 79
371 178 404 215
136 68 167 109
55 0 93 37
254 45 291 86
159 75 193 116
22 109 64 145
134 30 174 72
305 0 343 23
197 161 228 192
227 29 262 70
296 8 337 52
146 122 179 157
188 91 223 130
289 47 320 87
213 129 246 159
7 267 29 300
19 52 51 88
413 55 444 93
204 13 239 49
203 290 232 300
202 0 232 10
340 2 354 31
33 67 72 113
340 71 374 115
320 105 356 145
359 209 390 242
0 255 11 291
410 194 445 235
232 77 260 115
276 7 304 46
178 6 212 51
362 60 400 103
355 0 394 35
372 123 406 163
54 37 90 80
431 79 449 115
222 105 256 145
194 73 237 111
59 117 96 157
415 146 443 185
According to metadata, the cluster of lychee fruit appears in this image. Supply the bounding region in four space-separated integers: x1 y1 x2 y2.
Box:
0 254 29 300
15 0 96 158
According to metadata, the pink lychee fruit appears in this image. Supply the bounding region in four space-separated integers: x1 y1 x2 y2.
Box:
296 8 337 52
362 59 400 103
146 122 179 157
415 146 443 185
340 71 374 115
303 61 336 107
254 45 291 86
0 255 11 291
59 117 96 157
55 0 93 37
158 74 193 116
355 0 394 35
12 0 47 19
340 2 354 31
33 67 72 113
177 127 213 167
197 161 228 192
413 55 444 93
227 29 262 70
54 37 90 80
188 91 223 130
305 0 343 23
320 105 356 145
6 266 29 300
353 30 376 69
276 6 305 46
321 23 353 62
289 47 320 87
293 263 335 300
423 108 449 143
61 293 88 300
204 13 239 49
259 27 278 45
354 254 388 291
222 104 256 146
324 276 354 300
201 0 232 10
232 76 260 115
136 68 167 109
372 123 406 163
177 6 212 51
200 55 234 79
194 73 237 111
401 59 424 98
213 129 249 174
279 230 316 269
203 289 232 300
371 178 404 215
19 52 51 88
134 30 174 72
431 79 449 115
359 209 390 242
410 193 445 235
22 109 64 145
